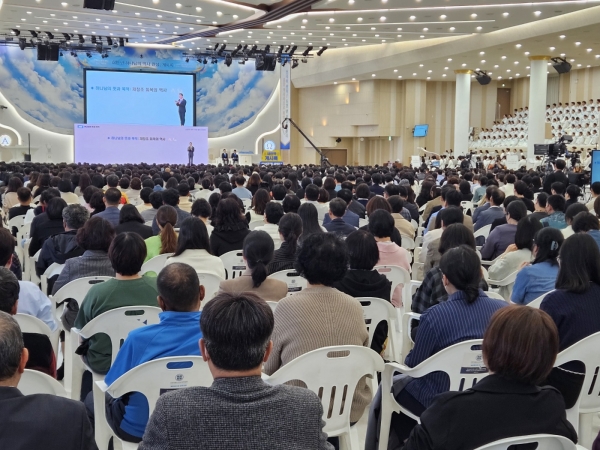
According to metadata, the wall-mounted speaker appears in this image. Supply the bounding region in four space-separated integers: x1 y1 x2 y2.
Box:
83 0 116 11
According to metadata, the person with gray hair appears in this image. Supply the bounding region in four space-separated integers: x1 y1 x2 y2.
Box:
35 203 89 292
0 311 97 450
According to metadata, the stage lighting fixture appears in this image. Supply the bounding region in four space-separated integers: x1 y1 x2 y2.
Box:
217 43 226 55
213 43 219 51
238 60 245 65
231 44 242 57
30 31 38 38
91 36 97 44
264 45 270 53
255 53 276 71
30 38 38 47
211 57 218 64
242 44 248 52
225 54 232 66
284 45 291 53
250 44 257 54
203 58 208 64
60 52 63 56
96 43 103 53
83 0 116 11
316 46 327 56
11 29 20 36
281 58 287 67
551 57 572 74
70 51 77 57
46 32 54 40
292 59 299 69
119 37 125 47
289 45 297 57
185 57 189 62
77 34 84 44
18 38 26 51
86 52 93 58
277 45 284 56
301 58 307 63
106 37 113 46
302 46 313 57
475 70 491 85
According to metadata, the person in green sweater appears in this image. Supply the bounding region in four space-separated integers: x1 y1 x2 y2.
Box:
74 232 159 374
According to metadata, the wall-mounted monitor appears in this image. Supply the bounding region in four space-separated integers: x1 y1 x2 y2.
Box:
413 124 429 137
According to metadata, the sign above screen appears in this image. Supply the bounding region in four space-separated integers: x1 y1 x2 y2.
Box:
84 69 196 127
413 124 429 137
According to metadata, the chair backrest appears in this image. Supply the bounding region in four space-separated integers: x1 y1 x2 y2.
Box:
52 276 113 324
485 291 506 301
487 269 518 287
267 270 308 295
474 434 578 450
249 220 264 231
104 356 212 418
40 262 65 295
401 236 416 250
79 306 162 365
474 224 492 239
359 218 369 228
527 290 555 309
357 297 397 349
19 369 68 397
14 313 59 357
265 345 384 437
374 265 411 314
461 201 474 215
266 301 278 312
220 250 247 280
140 253 174 276
196 272 223 307
8 214 25 231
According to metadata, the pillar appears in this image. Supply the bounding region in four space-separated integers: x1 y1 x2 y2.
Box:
527 56 551 160
453 70 472 157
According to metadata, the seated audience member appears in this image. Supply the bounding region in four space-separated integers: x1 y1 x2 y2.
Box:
89 190 106 216
139 292 333 450
267 213 302 274
151 188 191 234
387 246 506 444
474 189 505 231
427 188 474 233
94 188 122 228
255 202 285 241
247 188 270 222
511 227 563 305
28 197 68 257
8 187 33 235
88 263 204 443
0 312 97 449
165 217 225 279
191 198 213 235
302 184 329 221
423 185 453 232
59 179 79 205
513 181 535 212
298 202 325 245
541 195 567 229
412 225 480 314
362 196 404 246
332 230 391 354
323 192 360 227
74 232 159 374
564 184 581 210
401 306 576 450
0 268 56 377
282 194 301 214
136 187 153 214
323 198 356 237
459 180 473 201
338 188 366 219
210 197 251 257
218 231 288 301
480 200 527 261
551 181 566 196
595 196 600 219
2 177 22 216
488 216 543 300
472 185 495 223
562 203 589 239
115 205 154 240
264 233 370 424
36 204 88 291
140 191 162 223
531 192 549 221
177 183 193 213
369 209 411 307
356 183 373 208
144 205 178 262
572 212 600 249
541 233 600 409
388 195 415 239
52 217 116 296
421 207 464 271
587 181 600 210
231 176 253 200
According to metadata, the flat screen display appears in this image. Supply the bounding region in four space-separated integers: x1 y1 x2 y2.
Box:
592 150 600 184
413 124 429 137
84 69 196 126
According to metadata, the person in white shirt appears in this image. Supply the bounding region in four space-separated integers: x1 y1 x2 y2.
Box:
191 198 214 236
231 176 253 200
254 202 284 243
136 187 154 214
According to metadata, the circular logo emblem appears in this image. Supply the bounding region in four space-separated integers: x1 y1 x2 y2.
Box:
264 140 276 151
0 135 11 147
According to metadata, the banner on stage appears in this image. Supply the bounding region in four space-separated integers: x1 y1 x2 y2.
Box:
261 149 283 165
280 64 291 150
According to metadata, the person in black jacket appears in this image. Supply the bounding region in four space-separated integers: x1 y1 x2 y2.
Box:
402 306 577 450
210 197 250 256
0 311 97 450
28 196 67 257
543 159 569 194
115 205 154 240
333 230 391 354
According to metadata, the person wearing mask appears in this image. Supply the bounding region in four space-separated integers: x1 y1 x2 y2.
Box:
401 306 576 450
480 200 527 261
28 197 68 257
511 227 563 305
267 213 302 274
541 195 567 229
165 217 225 279
218 231 288 301
210 198 251 257
95 188 122 228
144 205 178 262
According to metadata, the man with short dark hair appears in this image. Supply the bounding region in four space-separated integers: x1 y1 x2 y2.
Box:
323 190 360 226
323 198 356 237
541 195 567 229
474 189 506 231
271 184 287 202
543 159 569 194
0 311 97 450
139 292 333 450
177 183 192 213
255 202 284 241
572 212 600 248
232 176 252 200
337 188 365 219
95 187 122 228
8 187 33 236
88 263 204 443
141 191 162 223
370 173 385 195
481 200 527 260
586 181 600 210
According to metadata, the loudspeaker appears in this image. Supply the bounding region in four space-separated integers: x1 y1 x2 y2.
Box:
553 61 572 74
24 154 31 162
36 44 60 61
255 53 277 71
475 73 491 85
83 0 115 10
36 45 48 61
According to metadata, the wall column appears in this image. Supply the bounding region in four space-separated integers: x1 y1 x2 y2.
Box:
453 69 472 157
527 55 551 160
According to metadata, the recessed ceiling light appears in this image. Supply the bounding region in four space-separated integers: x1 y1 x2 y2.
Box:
481 60 486 63
449 27 455 31
559 35 565 39
575 42 581 46
534 11 541 16
413 73 417 76
423 27 428 31
175 3 182 8
587 48 593 52
479 51 485 55
398 75 403 78
524 52 530 56
419 64 424 67
549 46 555 51
476 27 482 31
447 58 452 61
494 65 499 68
357 17 363 22
372 74 376 77
444 67 448 70
440 15 446 19
393 69 398 72
427 69 432 73
409 16 416 20
516 44 521 48
471 13 477 18
302 19 308 23
61 2 68 6
380 16 386 22
442 74 446 77
502 12 509 17
329 18 334 23
501 55 506 59
462 63 467 67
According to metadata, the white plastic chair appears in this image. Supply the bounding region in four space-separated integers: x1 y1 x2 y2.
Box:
554 331 600 448
359 218 369 228
375 265 411 317
52 276 113 327
40 262 64 296
474 224 492 241
475 434 581 450
220 250 247 279
196 271 223 307
139 253 174 276
29 249 42 287
461 201 474 216
94 356 213 450
400 312 421 360
401 236 416 251
268 270 307 295
487 270 518 301
358 297 401 363
378 340 487 450
485 291 506 301
144 220 153 227
67 306 161 401
526 290 555 309
249 220 264 231
266 345 384 450
19 369 68 398
14 313 60 358
8 214 25 235
266 301 278 312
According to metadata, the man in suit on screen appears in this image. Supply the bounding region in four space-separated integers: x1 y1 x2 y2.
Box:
176 93 187 126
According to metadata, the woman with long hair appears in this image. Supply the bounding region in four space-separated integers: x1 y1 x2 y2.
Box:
268 212 302 274
2 177 23 215
416 180 434 207
74 173 92 197
297 202 324 245
33 173 51 198
144 205 178 261
210 197 251 256
115 204 153 240
247 188 270 222
246 173 262 196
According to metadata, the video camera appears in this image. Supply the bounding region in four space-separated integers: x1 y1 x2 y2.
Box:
533 135 573 160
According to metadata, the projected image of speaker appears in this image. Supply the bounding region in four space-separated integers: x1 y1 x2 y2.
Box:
255 54 277 71
84 0 115 10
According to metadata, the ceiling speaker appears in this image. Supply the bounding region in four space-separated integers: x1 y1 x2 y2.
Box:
83 0 116 11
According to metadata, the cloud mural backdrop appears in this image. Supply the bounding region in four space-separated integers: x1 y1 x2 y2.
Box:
0 46 278 136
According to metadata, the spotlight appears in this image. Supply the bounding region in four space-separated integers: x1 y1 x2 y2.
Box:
96 43 103 53
250 44 257 54
70 51 77 57
86 52 92 58
213 43 219 51
316 46 327 56
119 37 125 47
289 45 297 57
218 43 226 55
30 38 38 47
231 44 242 57
277 45 284 56
60 51 63 56
140 54 144 58
242 44 248 52
551 57 572 74
301 58 307 63
18 38 26 50
292 59 299 69
77 34 84 44
91 36 97 44
46 32 54 40
62 33 71 41
302 46 313 57
106 37 113 46
284 45 291 52
281 58 287 67
475 70 491 85
185 57 189 62
211 57 217 64
203 58 208 64
30 30 38 38
11 29 20 37
225 54 232 66
238 59 245 65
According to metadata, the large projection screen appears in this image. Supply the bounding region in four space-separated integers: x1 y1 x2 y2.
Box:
84 69 196 127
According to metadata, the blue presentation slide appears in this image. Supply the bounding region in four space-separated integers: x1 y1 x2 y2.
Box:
85 70 195 126
592 150 600 184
